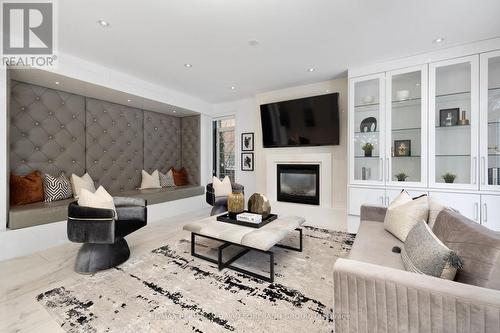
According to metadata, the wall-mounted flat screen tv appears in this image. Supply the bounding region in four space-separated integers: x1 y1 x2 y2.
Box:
260 93 339 148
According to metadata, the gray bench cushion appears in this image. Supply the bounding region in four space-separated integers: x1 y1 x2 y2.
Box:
349 220 404 270
8 185 204 230
183 216 305 251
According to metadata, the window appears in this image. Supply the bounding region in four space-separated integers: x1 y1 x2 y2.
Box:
213 117 236 182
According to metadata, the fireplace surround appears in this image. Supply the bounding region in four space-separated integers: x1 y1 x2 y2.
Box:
277 164 320 205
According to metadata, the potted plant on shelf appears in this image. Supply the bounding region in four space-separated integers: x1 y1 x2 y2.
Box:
395 172 408 182
442 172 457 184
362 143 374 157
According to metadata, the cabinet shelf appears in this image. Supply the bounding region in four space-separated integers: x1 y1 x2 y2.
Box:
391 97 421 108
354 155 380 159
435 154 471 157
354 102 379 108
435 91 470 99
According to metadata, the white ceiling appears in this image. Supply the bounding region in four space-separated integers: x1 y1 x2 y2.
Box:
58 0 500 103
9 68 198 117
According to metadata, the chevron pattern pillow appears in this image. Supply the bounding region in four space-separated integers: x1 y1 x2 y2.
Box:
43 173 73 202
159 169 176 188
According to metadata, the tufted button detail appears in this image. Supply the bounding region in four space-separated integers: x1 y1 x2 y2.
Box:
60 148 65 152
103 130 107 134
21 133 26 137
127 123 131 127
111 140 116 144
93 118 97 123
35 96 40 101
94 160 97 164
34 121 40 126
112 121 116 126
48 135 53 139
60 125 65 129
103 149 107 153
72 114 76 119
21 159 26 163
35 146 40 151
112 160 116 164
127 141 131 145
72 160 76 164
48 159 52 163
72 137 76 141
48 111 53 116
154 127 158 131
21 107 25 111
61 101 65 105
103 110 107 113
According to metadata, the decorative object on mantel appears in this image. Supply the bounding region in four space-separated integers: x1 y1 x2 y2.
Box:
247 193 272 218
458 110 470 125
227 189 245 219
439 108 459 127
241 132 254 151
395 172 409 182
361 142 374 157
241 152 254 171
442 172 457 184
396 90 410 101
359 117 377 132
394 140 411 157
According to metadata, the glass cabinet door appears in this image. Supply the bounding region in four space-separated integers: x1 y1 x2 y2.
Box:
349 74 385 185
386 65 427 186
480 50 500 190
429 55 479 189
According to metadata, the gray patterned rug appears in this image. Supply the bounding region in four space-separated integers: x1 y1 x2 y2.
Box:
37 226 355 333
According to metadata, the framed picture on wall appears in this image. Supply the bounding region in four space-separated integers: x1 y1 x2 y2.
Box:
394 140 411 157
241 133 254 151
439 108 459 127
241 153 254 171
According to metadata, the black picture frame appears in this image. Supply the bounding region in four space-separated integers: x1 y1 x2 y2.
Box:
241 132 254 151
439 108 460 127
394 140 411 157
241 153 254 171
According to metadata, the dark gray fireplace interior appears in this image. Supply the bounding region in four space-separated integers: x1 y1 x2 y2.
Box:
277 164 319 205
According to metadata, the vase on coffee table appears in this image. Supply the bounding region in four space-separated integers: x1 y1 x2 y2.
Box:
228 190 244 219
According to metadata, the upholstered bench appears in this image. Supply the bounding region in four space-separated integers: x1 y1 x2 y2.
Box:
8 185 204 230
183 215 305 282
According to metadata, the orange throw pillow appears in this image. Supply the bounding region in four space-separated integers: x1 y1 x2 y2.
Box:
10 170 44 206
171 167 189 186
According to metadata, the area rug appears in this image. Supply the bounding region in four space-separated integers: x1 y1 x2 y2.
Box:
37 226 355 333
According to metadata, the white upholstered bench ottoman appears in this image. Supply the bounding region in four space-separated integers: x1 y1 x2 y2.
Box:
183 215 305 282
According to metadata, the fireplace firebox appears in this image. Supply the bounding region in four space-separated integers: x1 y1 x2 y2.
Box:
277 164 320 205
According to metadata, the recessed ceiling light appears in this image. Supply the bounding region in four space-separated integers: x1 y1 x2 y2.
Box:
433 37 444 44
55 81 60 85
127 99 131 102
172 110 177 113
231 86 236 90
184 63 192 68
307 68 316 72
98 20 110 27
248 40 259 46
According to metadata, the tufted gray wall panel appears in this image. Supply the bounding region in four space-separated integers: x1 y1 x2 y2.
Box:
85 98 144 193
10 81 86 176
181 115 201 185
143 110 181 173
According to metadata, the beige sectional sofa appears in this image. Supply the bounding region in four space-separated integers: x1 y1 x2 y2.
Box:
334 204 500 333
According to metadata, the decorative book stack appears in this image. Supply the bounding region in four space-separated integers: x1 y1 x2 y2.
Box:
236 212 262 224
488 167 500 185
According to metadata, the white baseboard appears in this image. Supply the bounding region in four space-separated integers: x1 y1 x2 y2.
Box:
0 195 208 262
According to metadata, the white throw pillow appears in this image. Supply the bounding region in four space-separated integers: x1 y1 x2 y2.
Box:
428 198 447 230
159 169 176 187
140 170 161 190
384 191 429 242
71 173 96 199
213 176 232 197
78 186 116 217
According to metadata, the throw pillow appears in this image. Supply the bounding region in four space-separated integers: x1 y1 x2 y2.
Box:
10 170 44 205
78 186 116 217
172 167 189 186
140 170 161 190
384 191 429 241
213 176 232 197
428 198 447 230
402 220 463 280
71 173 96 199
43 173 73 203
159 169 176 188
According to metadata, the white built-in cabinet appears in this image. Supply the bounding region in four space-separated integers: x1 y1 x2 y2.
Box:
348 47 500 232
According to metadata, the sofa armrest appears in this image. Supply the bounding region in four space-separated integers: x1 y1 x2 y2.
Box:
333 258 500 333
206 183 215 206
360 205 387 222
113 196 146 207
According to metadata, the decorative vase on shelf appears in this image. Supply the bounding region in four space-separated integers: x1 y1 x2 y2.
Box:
248 193 271 218
364 150 372 157
228 190 244 219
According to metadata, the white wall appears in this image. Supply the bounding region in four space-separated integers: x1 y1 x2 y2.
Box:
254 78 348 210
210 98 258 197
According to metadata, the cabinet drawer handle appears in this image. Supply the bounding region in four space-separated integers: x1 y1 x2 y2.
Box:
483 203 488 224
473 157 477 185
481 157 486 185
386 158 390 182
474 202 479 222
380 196 384 205
379 158 383 181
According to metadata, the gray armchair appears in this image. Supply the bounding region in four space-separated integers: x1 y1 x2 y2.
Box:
206 182 244 215
67 197 147 274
